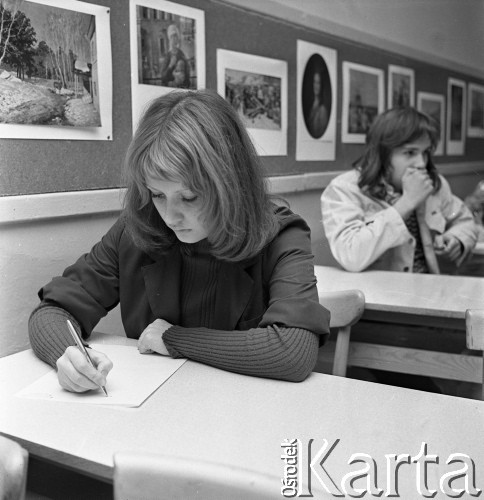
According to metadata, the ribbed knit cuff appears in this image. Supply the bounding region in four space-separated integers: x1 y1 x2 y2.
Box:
28 303 81 367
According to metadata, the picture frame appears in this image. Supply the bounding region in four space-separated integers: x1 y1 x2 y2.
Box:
388 65 415 109
446 78 466 155
217 49 288 156
341 61 384 143
129 0 205 131
0 0 112 141
467 83 484 138
417 92 445 156
295 40 337 161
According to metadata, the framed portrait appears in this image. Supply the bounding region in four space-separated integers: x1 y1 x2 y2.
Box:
342 62 384 143
296 40 337 161
129 0 205 130
0 0 112 140
217 49 287 156
388 65 415 109
467 83 484 138
446 78 466 155
417 92 445 156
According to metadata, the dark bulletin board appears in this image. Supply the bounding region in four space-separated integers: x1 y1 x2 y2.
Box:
1 0 483 197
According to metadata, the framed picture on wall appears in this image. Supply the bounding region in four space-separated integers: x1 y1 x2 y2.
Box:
467 83 484 138
417 92 445 155
216 49 288 156
129 0 205 131
295 40 337 161
388 65 415 109
446 78 466 155
0 0 112 140
341 61 384 143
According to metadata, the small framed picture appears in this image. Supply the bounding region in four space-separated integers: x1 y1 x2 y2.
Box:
0 0 112 141
296 40 337 161
130 0 205 130
446 78 466 155
342 61 384 143
388 65 415 109
217 49 288 156
417 92 445 156
467 83 484 138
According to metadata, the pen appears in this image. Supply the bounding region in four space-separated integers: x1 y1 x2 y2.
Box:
66 319 109 397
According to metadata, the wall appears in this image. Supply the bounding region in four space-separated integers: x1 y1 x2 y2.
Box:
1 0 483 357
222 0 484 79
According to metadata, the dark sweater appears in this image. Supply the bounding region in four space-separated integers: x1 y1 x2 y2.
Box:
29 237 323 382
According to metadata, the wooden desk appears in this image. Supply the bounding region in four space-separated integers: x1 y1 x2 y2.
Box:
315 265 484 383
1 336 483 499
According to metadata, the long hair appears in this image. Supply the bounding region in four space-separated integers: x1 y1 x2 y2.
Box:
123 89 279 261
354 107 441 200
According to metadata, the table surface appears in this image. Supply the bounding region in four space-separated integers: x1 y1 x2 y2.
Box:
315 265 484 320
1 334 483 498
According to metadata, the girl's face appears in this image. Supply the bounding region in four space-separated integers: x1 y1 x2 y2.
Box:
146 174 208 243
388 134 432 191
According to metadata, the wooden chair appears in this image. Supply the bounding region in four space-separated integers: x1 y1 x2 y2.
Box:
318 289 365 377
465 309 484 400
0 435 28 500
113 452 282 500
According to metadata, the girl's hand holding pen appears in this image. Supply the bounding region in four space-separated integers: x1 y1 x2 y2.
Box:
56 346 113 393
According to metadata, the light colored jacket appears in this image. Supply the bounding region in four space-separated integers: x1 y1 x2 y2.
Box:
321 169 477 273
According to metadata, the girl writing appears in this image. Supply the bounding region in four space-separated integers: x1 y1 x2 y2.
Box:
29 89 329 393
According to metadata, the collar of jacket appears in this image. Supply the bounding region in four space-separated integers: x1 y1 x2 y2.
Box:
139 204 299 329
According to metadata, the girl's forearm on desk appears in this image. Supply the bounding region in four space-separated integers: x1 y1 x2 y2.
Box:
29 304 321 382
163 324 320 382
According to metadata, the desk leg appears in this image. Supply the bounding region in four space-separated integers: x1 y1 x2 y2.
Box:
333 326 351 377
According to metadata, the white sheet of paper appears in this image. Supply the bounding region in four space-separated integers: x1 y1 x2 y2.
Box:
16 344 186 407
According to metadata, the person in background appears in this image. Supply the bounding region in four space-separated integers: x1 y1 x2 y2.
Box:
29 89 329 393
320 107 477 393
321 107 477 274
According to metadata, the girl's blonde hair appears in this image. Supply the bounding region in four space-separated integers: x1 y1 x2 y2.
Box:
123 89 279 261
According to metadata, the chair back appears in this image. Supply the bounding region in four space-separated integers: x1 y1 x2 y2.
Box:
0 435 28 500
465 309 484 400
318 289 365 377
113 452 283 500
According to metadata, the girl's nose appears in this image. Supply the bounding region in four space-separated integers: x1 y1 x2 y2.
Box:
163 200 183 226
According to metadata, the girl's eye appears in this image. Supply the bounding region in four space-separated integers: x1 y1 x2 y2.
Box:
182 196 198 203
151 193 165 200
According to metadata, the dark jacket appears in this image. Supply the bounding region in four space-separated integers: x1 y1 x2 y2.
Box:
39 206 329 341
